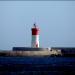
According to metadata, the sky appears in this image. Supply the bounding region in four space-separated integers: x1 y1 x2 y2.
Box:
0 1 75 50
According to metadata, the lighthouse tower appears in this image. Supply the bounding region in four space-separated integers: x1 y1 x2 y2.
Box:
31 23 40 48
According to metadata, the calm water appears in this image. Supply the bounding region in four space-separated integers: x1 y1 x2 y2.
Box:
0 56 75 75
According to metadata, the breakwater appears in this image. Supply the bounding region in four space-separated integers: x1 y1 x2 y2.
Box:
0 50 62 57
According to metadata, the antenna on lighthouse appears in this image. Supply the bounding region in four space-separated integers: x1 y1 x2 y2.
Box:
34 23 36 28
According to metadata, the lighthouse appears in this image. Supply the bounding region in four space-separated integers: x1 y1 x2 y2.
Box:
31 23 40 48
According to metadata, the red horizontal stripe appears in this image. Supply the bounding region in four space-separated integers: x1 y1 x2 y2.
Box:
31 28 39 35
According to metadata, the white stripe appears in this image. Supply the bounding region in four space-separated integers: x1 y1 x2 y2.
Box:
31 35 39 48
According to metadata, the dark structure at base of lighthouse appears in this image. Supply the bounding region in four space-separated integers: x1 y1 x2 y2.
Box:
13 47 49 51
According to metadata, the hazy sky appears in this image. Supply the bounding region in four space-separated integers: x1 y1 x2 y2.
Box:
0 1 75 50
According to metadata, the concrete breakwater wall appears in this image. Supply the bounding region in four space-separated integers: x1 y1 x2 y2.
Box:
1 47 75 56
0 50 62 56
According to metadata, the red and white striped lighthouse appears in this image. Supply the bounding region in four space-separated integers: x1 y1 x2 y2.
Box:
31 23 40 48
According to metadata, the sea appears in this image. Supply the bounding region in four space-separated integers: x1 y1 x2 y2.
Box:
0 56 75 75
